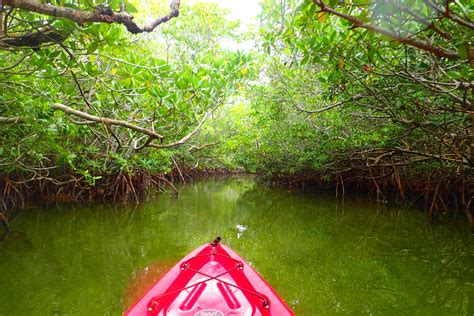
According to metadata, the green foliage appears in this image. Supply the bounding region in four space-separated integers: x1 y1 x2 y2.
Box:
0 1 251 179
1 0 472 189
194 0 472 178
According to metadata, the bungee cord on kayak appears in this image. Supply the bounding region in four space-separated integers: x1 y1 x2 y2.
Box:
126 238 294 315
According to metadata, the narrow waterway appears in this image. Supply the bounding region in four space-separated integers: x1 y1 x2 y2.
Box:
0 177 473 315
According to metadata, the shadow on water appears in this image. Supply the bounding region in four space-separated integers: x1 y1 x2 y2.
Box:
0 231 35 251
0 176 473 315
123 259 176 310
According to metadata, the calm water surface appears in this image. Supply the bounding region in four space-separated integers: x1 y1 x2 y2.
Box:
0 177 473 315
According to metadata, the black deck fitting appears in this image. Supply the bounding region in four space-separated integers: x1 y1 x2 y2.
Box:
211 236 221 246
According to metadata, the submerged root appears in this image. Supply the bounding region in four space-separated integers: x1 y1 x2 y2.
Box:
262 167 473 231
0 167 245 212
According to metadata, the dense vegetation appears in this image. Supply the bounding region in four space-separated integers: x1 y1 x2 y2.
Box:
197 0 474 229
0 0 252 203
0 0 472 229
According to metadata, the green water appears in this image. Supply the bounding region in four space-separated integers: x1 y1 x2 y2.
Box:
0 177 473 315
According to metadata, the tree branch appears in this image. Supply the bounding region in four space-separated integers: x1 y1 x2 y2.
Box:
425 0 474 30
313 0 460 59
293 93 366 113
1 28 67 49
51 103 164 140
391 147 471 165
189 141 220 151
148 109 214 149
2 0 180 34
400 7 452 40
0 116 23 123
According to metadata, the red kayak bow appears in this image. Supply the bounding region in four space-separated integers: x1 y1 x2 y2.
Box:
125 237 294 315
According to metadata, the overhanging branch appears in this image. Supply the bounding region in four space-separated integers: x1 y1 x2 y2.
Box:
313 0 460 59
0 116 23 123
51 103 164 140
293 93 366 113
1 28 68 49
2 0 180 34
147 109 214 149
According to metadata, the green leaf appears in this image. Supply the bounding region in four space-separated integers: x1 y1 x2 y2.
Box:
59 51 69 65
125 1 139 13
447 71 462 79
457 42 471 60
307 3 316 17
176 77 188 89
87 41 99 54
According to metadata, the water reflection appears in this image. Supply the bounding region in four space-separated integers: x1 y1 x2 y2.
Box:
0 177 473 315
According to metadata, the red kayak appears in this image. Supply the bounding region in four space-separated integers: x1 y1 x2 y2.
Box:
125 237 294 315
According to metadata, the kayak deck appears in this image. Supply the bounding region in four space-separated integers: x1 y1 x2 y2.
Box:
125 239 294 315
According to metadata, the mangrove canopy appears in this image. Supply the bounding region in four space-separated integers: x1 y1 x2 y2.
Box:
0 0 473 229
